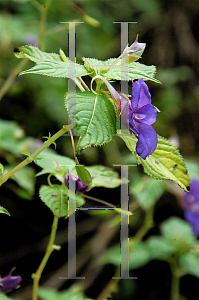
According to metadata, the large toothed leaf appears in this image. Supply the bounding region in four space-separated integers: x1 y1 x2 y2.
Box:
101 62 161 83
19 59 91 79
14 45 62 63
118 131 190 192
39 185 85 218
65 91 117 154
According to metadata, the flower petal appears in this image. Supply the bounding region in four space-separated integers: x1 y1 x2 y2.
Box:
131 78 151 111
134 122 157 159
134 104 157 125
0 270 22 292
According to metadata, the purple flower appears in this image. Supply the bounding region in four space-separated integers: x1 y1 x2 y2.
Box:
64 173 90 193
91 76 158 159
0 269 22 292
182 179 199 237
129 78 158 159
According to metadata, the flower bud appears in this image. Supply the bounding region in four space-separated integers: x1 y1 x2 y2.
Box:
120 33 146 65
64 173 90 193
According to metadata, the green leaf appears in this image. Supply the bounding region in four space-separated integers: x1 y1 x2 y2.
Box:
35 150 75 176
5 164 35 196
129 242 151 269
65 91 117 154
101 62 161 83
130 176 165 210
99 241 151 270
147 236 176 259
0 295 14 300
179 254 199 278
118 131 190 192
38 287 93 300
14 45 62 63
86 165 122 188
19 60 91 79
161 217 197 252
39 185 85 218
82 57 106 73
0 206 11 216
75 165 92 186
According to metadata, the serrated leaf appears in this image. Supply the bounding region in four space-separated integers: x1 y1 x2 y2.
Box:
14 45 62 63
39 185 85 218
118 132 190 192
75 165 92 186
161 217 197 251
65 91 117 154
101 62 161 83
35 150 75 176
0 206 11 216
179 254 199 278
86 165 122 188
19 60 91 79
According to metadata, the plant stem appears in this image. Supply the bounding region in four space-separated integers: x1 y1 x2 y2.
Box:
0 125 69 187
38 0 53 51
170 256 181 300
0 58 28 101
96 205 154 300
32 216 59 300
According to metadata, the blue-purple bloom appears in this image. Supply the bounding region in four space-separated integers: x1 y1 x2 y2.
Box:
64 173 90 193
182 179 199 237
91 76 158 159
128 78 158 159
0 269 22 292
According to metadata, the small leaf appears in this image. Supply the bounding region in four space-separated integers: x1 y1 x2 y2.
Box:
147 236 176 259
65 91 117 154
75 165 92 186
0 206 11 216
5 164 35 196
101 62 161 83
14 45 62 63
130 176 165 210
39 185 85 218
86 165 122 188
118 132 190 192
35 150 75 176
179 253 199 278
161 217 197 252
38 287 93 300
19 60 91 79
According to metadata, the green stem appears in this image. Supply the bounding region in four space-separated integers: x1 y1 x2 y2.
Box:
96 205 154 300
0 58 28 102
133 205 154 243
32 216 60 300
38 0 53 51
170 256 181 300
0 125 69 187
